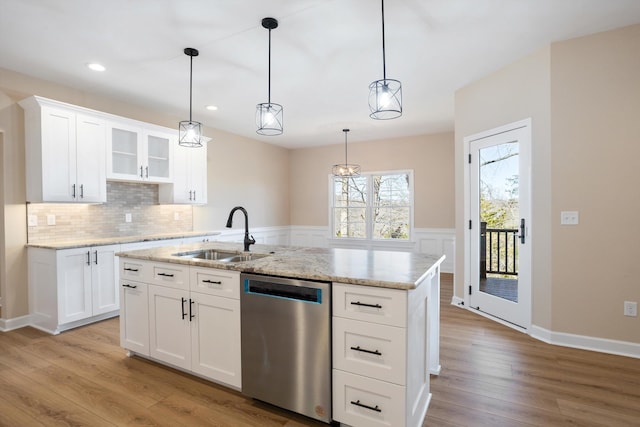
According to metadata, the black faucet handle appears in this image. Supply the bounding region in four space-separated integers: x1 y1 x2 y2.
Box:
249 234 256 244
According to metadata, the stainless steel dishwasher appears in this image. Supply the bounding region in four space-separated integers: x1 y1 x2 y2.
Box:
240 273 331 423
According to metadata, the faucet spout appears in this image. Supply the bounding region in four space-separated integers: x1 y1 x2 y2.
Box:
226 206 256 252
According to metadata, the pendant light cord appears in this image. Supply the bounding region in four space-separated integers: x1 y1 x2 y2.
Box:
268 28 272 104
344 129 350 165
189 53 193 122
381 0 387 81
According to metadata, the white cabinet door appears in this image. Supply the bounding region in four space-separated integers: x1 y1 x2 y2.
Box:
159 142 207 204
91 244 120 315
76 114 106 203
120 280 149 355
57 248 93 324
190 292 241 388
144 129 173 183
107 122 144 181
148 285 191 369
41 106 76 202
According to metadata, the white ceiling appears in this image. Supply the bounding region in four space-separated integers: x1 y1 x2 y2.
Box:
2 0 640 149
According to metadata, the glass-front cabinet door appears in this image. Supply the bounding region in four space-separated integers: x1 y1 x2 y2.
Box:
107 122 174 183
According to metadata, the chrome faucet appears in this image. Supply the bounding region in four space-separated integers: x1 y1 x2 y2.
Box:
226 206 256 252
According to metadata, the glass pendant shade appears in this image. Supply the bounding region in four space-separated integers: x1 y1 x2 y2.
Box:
178 120 203 147
369 78 402 120
256 102 283 136
179 47 203 147
332 129 360 177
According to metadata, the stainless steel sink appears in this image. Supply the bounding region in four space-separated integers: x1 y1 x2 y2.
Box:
172 249 270 263
222 253 270 263
173 249 239 260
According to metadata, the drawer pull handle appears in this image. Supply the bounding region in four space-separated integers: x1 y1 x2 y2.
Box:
122 283 137 289
203 279 222 285
350 301 382 309
124 268 139 272
350 400 381 413
157 272 175 277
350 346 382 356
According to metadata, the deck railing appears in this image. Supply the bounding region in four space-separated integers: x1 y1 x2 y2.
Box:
480 222 518 277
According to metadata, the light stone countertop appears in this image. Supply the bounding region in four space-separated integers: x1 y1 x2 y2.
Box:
26 231 221 250
117 242 445 290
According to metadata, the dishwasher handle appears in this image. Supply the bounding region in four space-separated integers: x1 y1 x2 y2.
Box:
245 279 323 304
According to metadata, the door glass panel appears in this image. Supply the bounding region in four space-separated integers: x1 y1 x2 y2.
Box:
112 128 138 175
478 141 519 302
147 135 170 178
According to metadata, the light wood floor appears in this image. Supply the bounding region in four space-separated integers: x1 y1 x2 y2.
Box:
1 274 639 426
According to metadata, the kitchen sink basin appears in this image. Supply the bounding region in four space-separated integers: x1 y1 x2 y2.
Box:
173 249 239 260
221 253 270 263
172 250 270 263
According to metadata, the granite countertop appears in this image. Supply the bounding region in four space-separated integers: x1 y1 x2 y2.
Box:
26 231 221 250
117 242 445 290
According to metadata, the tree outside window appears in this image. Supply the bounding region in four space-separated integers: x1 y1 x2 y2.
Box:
332 171 412 240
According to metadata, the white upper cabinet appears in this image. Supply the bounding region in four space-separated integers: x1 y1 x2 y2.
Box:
19 96 106 203
107 122 174 183
159 142 208 204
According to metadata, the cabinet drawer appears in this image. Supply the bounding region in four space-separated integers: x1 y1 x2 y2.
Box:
333 370 405 427
190 267 240 299
333 317 406 385
120 258 150 281
149 263 189 290
333 283 407 327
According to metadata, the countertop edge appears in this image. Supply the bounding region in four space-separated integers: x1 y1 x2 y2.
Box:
26 231 222 250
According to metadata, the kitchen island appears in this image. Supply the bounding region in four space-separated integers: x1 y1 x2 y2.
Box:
117 242 444 427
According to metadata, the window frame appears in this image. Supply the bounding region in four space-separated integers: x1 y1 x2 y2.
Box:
328 169 415 243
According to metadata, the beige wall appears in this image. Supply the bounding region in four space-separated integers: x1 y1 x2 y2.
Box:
549 24 640 342
455 23 640 344
289 132 455 228
193 129 290 230
0 68 290 319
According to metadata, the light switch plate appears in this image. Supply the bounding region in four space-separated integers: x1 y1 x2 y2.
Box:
560 211 579 225
125 213 132 223
46 214 56 226
624 301 638 317
28 215 38 227
174 212 180 221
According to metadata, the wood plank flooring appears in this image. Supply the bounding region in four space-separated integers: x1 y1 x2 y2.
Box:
1 274 639 426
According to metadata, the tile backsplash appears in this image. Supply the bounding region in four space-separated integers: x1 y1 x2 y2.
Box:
27 182 193 243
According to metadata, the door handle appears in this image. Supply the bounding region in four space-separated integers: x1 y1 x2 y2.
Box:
94 250 98 264
181 297 187 319
519 218 526 244
189 299 195 321
80 184 84 199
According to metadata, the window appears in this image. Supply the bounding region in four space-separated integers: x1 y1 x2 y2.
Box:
331 171 413 240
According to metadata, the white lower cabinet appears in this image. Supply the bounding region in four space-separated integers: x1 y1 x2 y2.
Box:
120 280 149 355
28 245 120 334
332 282 431 427
120 258 241 389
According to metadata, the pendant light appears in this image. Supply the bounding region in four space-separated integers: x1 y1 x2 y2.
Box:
368 0 402 120
332 129 361 177
179 47 203 147
256 17 283 136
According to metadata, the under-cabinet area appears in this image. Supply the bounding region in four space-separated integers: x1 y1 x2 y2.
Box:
117 244 444 427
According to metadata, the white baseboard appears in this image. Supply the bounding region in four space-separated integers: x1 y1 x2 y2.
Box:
530 325 640 359
0 314 32 332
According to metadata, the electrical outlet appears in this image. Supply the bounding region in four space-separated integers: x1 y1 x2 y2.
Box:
560 211 579 225
28 215 38 227
624 301 638 317
125 213 132 223
46 214 56 226
174 212 180 221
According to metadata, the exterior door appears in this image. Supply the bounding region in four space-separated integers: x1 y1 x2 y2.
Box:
466 119 531 329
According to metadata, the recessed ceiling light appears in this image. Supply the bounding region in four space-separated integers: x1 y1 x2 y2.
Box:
87 63 106 72
206 105 218 111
